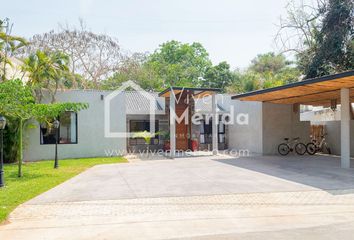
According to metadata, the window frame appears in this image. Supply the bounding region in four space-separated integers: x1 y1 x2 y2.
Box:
40 111 78 145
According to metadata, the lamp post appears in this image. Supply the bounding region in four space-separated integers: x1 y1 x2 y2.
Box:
53 120 60 169
0 115 7 187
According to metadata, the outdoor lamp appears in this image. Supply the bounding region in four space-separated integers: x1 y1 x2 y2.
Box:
0 115 6 130
0 115 7 187
53 119 60 129
53 120 60 169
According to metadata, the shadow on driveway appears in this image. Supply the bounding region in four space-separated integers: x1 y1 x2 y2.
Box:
215 155 354 195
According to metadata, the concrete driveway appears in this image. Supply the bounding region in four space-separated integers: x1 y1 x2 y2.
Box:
2 155 354 239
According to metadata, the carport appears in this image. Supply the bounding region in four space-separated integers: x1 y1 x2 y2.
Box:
232 70 354 168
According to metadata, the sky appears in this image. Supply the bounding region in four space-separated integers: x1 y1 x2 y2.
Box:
2 0 294 69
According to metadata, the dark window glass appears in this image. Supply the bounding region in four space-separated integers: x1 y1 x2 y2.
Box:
200 119 225 144
40 112 78 145
129 120 159 145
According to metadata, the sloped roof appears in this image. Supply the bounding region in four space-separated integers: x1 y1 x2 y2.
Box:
125 91 164 114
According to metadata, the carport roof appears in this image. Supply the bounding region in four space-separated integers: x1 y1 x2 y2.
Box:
231 70 354 106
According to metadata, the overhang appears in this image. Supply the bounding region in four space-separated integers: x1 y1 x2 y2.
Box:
231 71 354 106
159 86 221 98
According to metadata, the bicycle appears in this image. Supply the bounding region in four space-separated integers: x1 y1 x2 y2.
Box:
306 134 331 155
278 137 307 156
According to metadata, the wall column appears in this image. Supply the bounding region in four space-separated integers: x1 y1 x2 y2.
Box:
169 95 176 159
212 94 218 155
341 88 351 168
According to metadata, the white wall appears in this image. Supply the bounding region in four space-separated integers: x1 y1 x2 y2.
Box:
228 101 311 155
23 90 127 161
228 100 263 154
323 121 354 156
262 103 310 155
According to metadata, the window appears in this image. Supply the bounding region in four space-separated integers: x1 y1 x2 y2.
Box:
218 122 225 143
40 112 78 145
200 119 212 144
199 118 225 144
129 120 159 145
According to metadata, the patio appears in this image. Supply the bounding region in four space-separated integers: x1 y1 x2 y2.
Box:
1 154 354 239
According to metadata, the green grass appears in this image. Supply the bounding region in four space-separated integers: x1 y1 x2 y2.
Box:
0 157 127 223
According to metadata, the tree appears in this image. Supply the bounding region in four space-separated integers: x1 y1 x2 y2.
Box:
0 18 27 81
275 0 326 55
203 61 235 91
147 40 212 87
276 0 353 78
22 50 71 103
0 79 88 177
226 52 300 93
304 0 354 77
22 20 122 87
101 52 163 91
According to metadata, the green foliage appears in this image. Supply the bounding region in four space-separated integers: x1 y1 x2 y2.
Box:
0 79 88 176
101 54 163 91
132 130 158 144
0 157 127 223
147 40 212 87
297 0 354 78
3 118 20 163
204 61 235 91
22 50 71 103
0 18 28 81
226 52 301 93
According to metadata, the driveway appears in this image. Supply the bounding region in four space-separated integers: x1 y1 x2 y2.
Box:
2 155 354 239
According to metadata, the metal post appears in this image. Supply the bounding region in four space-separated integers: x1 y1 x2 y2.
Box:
0 129 4 187
54 128 59 169
170 94 176 159
212 94 218 155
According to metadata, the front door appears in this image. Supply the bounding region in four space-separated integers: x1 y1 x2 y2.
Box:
175 107 188 150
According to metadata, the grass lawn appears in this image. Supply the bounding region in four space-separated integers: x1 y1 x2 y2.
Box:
0 157 127 223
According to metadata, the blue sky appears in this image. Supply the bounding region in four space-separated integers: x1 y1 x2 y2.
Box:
3 0 293 69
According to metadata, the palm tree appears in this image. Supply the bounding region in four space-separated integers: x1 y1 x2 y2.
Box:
0 18 27 81
22 50 70 103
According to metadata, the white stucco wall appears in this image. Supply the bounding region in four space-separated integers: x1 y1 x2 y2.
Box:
228 101 311 155
262 103 310 155
23 90 127 161
228 100 263 154
322 121 354 156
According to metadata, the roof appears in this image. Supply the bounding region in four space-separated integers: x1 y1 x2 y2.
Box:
196 103 227 113
125 91 164 114
231 70 354 106
159 86 221 98
194 94 230 113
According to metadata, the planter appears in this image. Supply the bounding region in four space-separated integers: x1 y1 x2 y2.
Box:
163 141 170 151
191 139 198 152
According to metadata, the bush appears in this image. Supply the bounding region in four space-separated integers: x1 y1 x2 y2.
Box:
3 117 19 163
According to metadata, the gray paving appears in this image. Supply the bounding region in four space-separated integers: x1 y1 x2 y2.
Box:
2 155 354 240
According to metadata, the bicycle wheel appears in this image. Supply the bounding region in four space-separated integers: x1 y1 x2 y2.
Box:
278 143 290 156
324 143 331 154
306 143 316 155
295 143 307 155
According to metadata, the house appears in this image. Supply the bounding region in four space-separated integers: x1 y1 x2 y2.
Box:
24 87 234 161
23 71 354 168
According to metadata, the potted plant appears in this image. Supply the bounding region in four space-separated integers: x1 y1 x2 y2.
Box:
132 131 157 156
160 131 170 151
191 138 199 152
